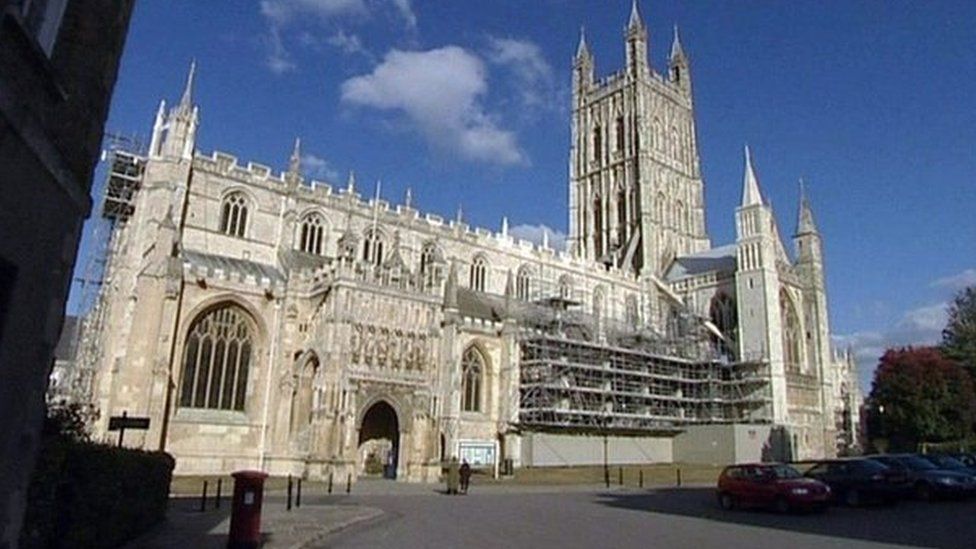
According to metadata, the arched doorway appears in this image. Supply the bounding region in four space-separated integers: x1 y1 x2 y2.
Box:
358 401 399 479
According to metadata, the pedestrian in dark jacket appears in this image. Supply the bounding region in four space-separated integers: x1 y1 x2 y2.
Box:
459 460 472 494
446 456 460 495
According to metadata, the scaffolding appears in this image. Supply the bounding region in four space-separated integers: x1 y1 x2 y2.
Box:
517 300 772 434
66 134 146 409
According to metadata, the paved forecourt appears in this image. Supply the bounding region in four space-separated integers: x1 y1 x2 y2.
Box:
315 481 976 549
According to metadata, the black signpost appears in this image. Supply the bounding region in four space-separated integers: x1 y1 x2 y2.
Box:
108 411 151 447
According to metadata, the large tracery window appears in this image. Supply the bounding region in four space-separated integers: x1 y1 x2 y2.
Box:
470 256 489 292
298 213 326 255
781 290 802 371
363 229 385 266
461 346 485 412
220 192 249 238
516 266 532 301
709 293 738 360
179 304 253 411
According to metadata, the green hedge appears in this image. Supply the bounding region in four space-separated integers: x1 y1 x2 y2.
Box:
20 437 175 548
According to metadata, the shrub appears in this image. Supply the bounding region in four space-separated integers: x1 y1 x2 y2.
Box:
20 432 175 548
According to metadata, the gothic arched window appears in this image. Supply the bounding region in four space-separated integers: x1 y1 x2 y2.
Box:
593 126 603 165
363 229 385 266
675 200 686 232
592 286 606 319
558 275 574 301
179 304 254 411
652 117 663 151
625 294 639 327
220 192 249 237
781 290 802 371
516 265 532 301
655 192 666 224
462 346 485 412
709 293 738 360
298 213 326 255
470 255 489 292
615 116 625 152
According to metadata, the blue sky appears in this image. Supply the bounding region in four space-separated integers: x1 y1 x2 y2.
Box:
68 1 976 391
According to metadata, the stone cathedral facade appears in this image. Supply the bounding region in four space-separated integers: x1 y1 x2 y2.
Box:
89 3 860 481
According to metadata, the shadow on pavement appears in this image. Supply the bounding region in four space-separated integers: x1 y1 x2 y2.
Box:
594 487 975 549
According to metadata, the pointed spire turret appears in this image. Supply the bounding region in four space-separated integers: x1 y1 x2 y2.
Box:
796 179 818 235
346 170 356 193
670 24 686 61
741 145 763 207
576 25 591 60
179 60 196 111
287 137 302 178
404 187 412 209
501 216 509 237
628 0 644 30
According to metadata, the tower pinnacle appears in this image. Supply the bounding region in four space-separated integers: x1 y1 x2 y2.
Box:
179 60 196 111
628 0 644 30
796 179 818 234
288 137 302 177
670 24 686 61
576 26 591 59
741 145 763 207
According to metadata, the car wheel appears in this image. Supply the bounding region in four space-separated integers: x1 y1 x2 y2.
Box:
915 483 932 502
774 496 790 514
845 488 861 507
718 493 736 510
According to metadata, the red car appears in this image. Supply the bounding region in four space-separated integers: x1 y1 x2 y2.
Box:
717 463 831 513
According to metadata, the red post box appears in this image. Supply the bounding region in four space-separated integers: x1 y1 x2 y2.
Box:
227 470 269 549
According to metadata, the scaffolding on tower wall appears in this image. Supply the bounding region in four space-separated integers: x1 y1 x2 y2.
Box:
68 133 146 410
516 296 772 435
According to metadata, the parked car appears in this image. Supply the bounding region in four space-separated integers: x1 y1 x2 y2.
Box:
919 454 976 478
803 458 905 506
951 453 976 468
869 454 976 501
717 463 830 513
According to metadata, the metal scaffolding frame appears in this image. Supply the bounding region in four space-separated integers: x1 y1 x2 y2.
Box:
517 300 772 434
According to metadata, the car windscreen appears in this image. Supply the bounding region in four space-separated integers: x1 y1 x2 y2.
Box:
929 456 967 469
769 465 802 479
852 460 888 474
899 456 937 471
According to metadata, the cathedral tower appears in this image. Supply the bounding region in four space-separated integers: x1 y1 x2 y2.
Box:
569 2 709 276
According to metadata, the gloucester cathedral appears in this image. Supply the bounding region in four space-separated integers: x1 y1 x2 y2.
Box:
88 3 860 481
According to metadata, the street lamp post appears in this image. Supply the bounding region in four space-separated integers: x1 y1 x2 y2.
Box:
602 410 610 488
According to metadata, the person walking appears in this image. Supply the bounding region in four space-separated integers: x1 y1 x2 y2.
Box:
459 459 472 494
446 456 460 495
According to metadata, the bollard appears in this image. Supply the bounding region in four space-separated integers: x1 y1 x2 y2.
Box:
639 470 644 488
346 473 352 494
618 467 623 486
676 467 682 487
328 472 333 494
287 475 293 511
216 478 222 509
296 478 302 508
200 480 208 513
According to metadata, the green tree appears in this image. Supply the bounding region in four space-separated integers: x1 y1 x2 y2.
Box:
942 286 976 378
868 346 975 451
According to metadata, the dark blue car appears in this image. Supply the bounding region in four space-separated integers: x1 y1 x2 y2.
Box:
869 454 976 501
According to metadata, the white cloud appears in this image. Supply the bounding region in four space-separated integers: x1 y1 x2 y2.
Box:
510 224 567 251
834 302 948 393
265 28 296 74
301 153 339 181
933 268 976 291
341 47 526 165
261 0 367 25
486 36 556 110
327 29 365 55
391 0 417 29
